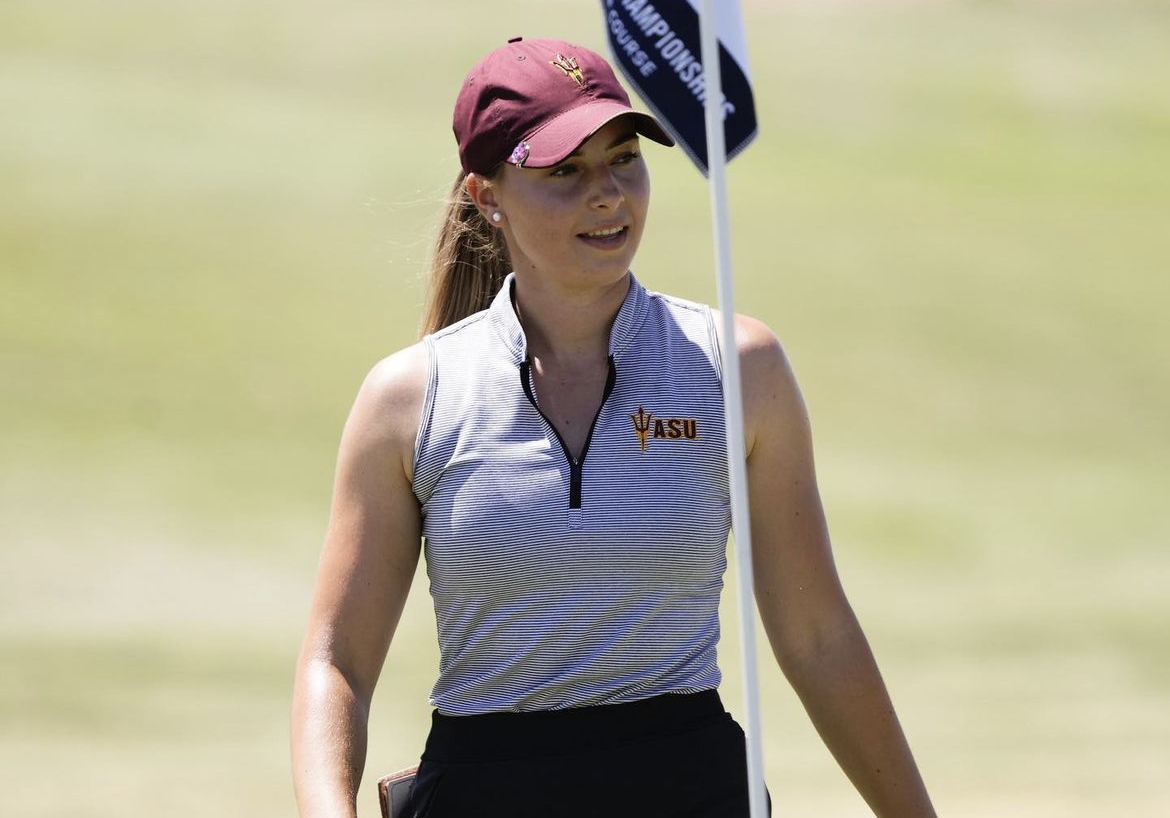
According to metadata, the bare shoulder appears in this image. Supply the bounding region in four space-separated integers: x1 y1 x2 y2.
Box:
712 311 809 454
711 310 788 369
357 342 429 418
732 313 785 368
341 341 429 482
736 315 809 453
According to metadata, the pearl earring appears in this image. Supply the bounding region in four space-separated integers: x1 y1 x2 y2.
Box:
491 212 503 224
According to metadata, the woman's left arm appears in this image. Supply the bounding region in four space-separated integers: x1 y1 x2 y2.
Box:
734 314 938 818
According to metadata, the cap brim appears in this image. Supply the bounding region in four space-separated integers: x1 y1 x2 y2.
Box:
520 101 674 168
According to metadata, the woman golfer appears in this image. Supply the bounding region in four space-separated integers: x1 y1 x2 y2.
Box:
292 36 937 818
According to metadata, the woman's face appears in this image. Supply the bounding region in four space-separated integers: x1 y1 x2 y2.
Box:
487 116 651 292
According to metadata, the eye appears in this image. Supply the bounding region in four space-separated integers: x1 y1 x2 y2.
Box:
614 149 642 165
548 163 577 178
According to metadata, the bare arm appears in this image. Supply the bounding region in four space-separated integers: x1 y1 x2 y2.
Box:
291 343 428 818
734 314 937 817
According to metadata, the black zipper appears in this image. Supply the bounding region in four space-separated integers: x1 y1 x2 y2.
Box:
519 355 617 509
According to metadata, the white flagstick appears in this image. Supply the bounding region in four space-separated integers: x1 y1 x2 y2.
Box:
697 2 767 816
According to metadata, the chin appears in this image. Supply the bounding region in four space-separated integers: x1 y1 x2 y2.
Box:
589 259 637 283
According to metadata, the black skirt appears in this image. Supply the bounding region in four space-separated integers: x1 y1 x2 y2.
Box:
404 690 769 818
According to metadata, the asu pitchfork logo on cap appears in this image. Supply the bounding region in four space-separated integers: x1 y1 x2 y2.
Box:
629 406 700 452
550 52 586 87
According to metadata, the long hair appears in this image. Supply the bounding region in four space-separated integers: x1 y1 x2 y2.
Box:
420 171 510 337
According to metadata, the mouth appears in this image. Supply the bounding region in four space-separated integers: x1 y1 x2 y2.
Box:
578 225 629 248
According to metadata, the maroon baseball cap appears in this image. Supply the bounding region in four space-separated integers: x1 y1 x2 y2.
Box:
453 37 674 175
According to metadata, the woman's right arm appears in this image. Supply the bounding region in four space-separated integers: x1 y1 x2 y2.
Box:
291 343 428 818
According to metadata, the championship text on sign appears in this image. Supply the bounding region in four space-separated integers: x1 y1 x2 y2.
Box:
600 0 757 175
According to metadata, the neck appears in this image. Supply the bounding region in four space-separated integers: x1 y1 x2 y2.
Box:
512 273 630 363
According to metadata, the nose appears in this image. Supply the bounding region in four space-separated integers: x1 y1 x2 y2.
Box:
588 166 624 210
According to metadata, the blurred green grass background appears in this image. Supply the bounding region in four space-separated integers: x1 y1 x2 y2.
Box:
2 0 1168 815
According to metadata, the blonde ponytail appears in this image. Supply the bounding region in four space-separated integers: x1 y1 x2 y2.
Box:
420 171 510 337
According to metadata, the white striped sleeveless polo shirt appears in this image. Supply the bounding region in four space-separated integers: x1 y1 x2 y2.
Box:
412 273 731 715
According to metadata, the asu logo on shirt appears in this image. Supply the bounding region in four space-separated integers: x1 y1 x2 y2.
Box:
629 406 700 452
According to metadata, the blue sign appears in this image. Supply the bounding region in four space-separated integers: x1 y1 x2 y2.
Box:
601 0 757 175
